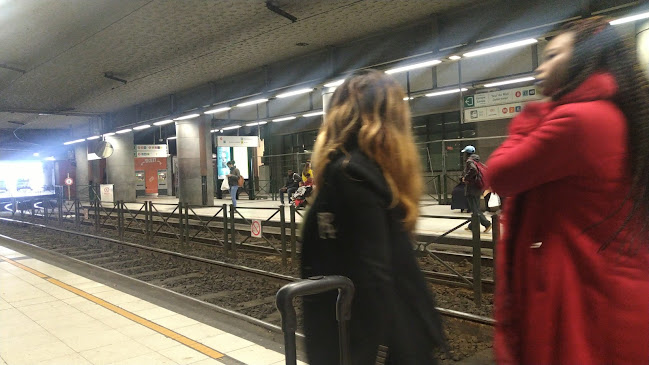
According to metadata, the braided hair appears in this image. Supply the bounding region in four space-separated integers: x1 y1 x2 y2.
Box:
554 17 649 251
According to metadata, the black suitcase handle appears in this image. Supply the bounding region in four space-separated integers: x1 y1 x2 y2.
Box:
276 275 355 365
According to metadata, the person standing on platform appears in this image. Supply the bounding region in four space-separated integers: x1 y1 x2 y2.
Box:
226 161 240 208
487 17 649 365
301 69 445 364
461 145 491 233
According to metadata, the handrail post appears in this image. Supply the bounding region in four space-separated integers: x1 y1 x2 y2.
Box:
223 204 229 254
74 200 80 227
230 204 237 258
280 206 287 268
58 194 63 223
118 200 125 241
491 213 500 283
290 204 297 267
471 213 482 306
178 202 184 243
94 197 100 232
185 202 190 242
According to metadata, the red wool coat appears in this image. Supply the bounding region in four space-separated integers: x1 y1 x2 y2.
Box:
487 73 649 364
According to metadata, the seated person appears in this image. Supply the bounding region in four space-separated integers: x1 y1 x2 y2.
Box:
279 169 300 205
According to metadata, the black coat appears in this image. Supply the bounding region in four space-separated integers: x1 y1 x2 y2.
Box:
301 149 445 365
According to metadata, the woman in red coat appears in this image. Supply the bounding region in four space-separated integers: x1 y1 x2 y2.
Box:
487 17 649 364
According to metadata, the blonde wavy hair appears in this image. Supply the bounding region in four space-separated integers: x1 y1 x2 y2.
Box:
312 69 422 231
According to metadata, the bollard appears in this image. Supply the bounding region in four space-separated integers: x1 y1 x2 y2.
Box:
230 205 237 258
58 196 63 223
491 214 500 283
223 204 229 254
471 213 482 306
280 206 287 267
290 204 297 267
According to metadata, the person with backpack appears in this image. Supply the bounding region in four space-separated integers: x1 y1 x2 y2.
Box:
461 145 491 233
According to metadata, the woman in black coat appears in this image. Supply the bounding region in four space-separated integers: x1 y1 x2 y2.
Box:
301 70 445 364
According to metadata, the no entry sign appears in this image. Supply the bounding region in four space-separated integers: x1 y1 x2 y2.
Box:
251 220 262 238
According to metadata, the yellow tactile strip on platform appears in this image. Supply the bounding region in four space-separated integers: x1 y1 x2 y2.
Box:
0 254 225 360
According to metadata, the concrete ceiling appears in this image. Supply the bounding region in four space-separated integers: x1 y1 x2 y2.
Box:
0 0 484 133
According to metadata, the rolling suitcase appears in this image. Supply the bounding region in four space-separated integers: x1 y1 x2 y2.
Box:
275 275 355 365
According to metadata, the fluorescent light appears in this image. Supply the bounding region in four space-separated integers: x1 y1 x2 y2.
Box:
236 98 268 107
610 11 649 25
245 121 268 126
86 135 100 140
222 125 241 130
167 136 177 140
103 132 116 136
386 59 442 74
63 139 86 145
276 88 313 98
425 88 468 97
463 38 538 57
133 124 151 130
303 111 324 117
153 119 174 126
273 116 297 122
324 79 345 88
403 97 414 101
33 152 39 157
174 113 200 121
483 77 535 88
116 128 132 134
449 55 462 60
45 157 55 161
204 107 231 114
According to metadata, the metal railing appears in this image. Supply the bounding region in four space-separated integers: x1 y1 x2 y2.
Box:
2 195 499 301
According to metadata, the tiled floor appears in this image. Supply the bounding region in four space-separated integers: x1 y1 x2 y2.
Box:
0 245 306 365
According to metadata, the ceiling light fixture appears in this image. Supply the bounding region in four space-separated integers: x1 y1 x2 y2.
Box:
133 124 151 130
222 125 241 130
245 121 268 126
273 116 297 122
204 107 231 114
63 139 86 145
236 98 268 107
103 132 116 136
33 152 39 157
449 55 462 60
610 11 649 25
86 136 101 140
45 157 55 161
167 136 177 140
385 59 442 74
153 119 174 126
324 79 345 88
174 113 200 121
463 38 538 57
425 88 468 97
303 111 324 117
116 128 132 134
483 77 535 88
276 88 313 98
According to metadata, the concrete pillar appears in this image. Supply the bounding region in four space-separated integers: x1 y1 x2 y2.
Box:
176 116 214 206
638 21 649 77
105 133 136 202
74 143 89 200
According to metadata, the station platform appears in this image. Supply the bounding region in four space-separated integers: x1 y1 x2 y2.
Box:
0 243 303 365
129 196 495 239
